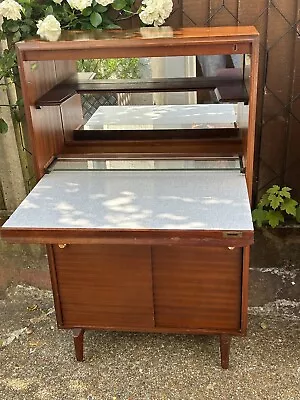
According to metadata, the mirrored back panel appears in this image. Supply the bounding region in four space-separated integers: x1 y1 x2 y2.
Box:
73 54 250 142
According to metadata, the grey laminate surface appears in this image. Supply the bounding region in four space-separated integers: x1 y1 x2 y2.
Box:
3 170 253 231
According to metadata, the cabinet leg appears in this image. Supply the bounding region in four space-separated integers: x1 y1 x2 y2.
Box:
73 329 85 362
220 334 231 369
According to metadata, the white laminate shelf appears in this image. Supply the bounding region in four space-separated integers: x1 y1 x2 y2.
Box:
84 104 237 130
3 170 253 232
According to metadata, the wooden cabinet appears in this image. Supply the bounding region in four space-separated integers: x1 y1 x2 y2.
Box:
51 244 242 333
1 26 259 368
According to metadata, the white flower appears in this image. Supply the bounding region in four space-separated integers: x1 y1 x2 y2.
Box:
53 0 63 3
0 0 23 20
67 0 92 11
37 15 61 42
139 0 173 27
95 0 114 6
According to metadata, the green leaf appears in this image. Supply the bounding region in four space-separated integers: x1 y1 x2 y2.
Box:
258 192 270 208
268 193 283 210
252 208 268 227
281 198 298 216
266 210 285 228
12 31 21 43
296 206 300 223
7 21 20 33
105 23 121 29
267 185 281 195
45 6 54 16
90 12 102 27
279 187 292 198
16 97 24 107
80 22 93 30
24 6 32 18
0 118 9 134
82 7 93 16
20 25 31 34
94 4 107 13
112 0 127 10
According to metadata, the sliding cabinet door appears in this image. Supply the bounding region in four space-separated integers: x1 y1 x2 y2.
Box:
152 246 243 331
53 244 154 329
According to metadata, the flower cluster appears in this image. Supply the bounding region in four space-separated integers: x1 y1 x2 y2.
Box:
0 0 173 42
0 0 22 20
140 0 173 27
37 15 61 42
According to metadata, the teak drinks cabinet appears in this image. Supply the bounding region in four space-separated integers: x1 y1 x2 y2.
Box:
1 26 259 369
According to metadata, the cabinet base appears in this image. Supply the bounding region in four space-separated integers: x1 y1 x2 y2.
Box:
70 329 232 369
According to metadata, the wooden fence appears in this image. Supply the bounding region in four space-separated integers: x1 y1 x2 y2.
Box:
178 0 300 201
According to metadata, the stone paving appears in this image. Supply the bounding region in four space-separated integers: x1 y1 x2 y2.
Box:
0 285 300 400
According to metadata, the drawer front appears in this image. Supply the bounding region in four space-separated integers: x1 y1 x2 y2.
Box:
152 246 243 331
53 244 154 329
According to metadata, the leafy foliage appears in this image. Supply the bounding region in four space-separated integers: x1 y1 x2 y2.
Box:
252 185 300 228
77 57 141 79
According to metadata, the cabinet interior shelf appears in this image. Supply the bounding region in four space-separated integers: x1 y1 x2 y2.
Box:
35 75 248 108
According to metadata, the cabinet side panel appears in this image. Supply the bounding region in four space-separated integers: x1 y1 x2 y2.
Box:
46 245 64 327
17 55 76 177
241 246 250 334
153 246 242 331
53 244 154 328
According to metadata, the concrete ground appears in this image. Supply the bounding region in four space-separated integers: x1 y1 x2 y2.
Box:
0 285 300 400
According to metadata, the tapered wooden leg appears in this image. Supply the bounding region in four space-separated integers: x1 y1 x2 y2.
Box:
220 334 231 369
73 329 85 361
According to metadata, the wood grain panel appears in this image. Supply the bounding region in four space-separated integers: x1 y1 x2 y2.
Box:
244 37 259 199
36 75 248 107
20 60 62 177
53 244 154 328
16 27 258 61
60 94 83 142
62 138 243 157
17 56 77 178
241 245 250 333
152 246 242 331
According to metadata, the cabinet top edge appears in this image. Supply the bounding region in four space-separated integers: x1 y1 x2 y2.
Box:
16 26 259 56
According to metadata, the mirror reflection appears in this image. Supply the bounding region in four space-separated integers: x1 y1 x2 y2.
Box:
76 54 250 139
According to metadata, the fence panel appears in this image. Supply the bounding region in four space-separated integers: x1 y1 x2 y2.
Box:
182 0 300 201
